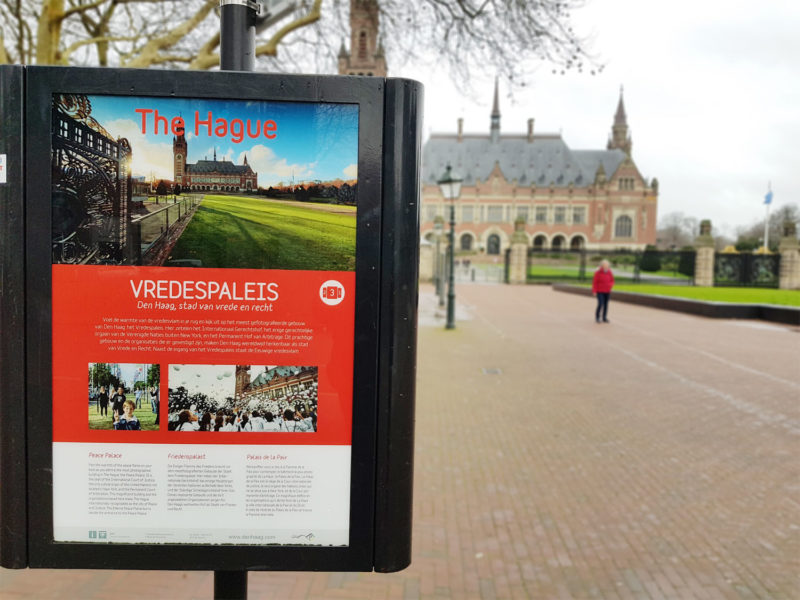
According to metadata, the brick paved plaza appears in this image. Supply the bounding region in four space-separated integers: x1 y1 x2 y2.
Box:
2 284 798 599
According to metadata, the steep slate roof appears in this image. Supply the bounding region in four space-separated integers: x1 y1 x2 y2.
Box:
422 134 626 188
187 159 251 175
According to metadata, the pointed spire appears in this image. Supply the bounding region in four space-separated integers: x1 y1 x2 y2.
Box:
492 77 500 118
213 147 217 161
614 85 627 126
490 77 501 142
608 85 632 156
338 38 348 58
243 154 248 166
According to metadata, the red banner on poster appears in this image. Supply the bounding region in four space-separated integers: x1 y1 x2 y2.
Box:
52 264 354 446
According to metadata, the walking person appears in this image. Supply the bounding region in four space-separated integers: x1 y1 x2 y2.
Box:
97 386 109 416
150 386 160 425
110 386 126 423
592 259 615 323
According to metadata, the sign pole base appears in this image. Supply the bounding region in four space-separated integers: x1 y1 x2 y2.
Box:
214 570 248 600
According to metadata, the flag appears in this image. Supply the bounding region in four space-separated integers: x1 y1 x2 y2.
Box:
764 189 773 205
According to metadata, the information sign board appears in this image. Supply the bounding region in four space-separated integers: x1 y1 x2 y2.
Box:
0 65 421 573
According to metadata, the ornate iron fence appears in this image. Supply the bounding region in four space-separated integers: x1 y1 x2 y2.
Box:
714 253 780 287
129 195 201 264
506 248 696 285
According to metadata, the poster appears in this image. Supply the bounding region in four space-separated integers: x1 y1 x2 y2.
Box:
50 93 359 546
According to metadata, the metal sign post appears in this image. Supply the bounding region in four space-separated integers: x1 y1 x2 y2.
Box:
217 2 258 595
219 0 257 71
219 0 299 72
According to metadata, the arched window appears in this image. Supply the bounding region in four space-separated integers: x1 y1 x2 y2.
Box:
533 235 547 250
570 236 584 250
615 215 633 238
460 234 472 251
487 234 501 255
551 235 565 250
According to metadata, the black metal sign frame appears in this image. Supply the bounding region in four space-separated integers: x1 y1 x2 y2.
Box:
0 65 421 573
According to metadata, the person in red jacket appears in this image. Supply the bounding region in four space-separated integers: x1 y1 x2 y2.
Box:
592 259 615 323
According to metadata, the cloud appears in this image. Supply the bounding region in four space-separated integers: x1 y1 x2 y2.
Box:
343 164 357 179
237 145 315 186
103 118 173 180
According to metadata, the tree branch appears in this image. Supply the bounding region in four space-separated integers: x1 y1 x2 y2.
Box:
0 33 11 64
189 0 325 70
255 0 323 57
61 32 137 60
188 30 219 69
123 0 216 68
60 0 108 21
147 53 193 64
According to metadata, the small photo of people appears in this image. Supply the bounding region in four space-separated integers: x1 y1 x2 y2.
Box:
88 363 160 431
167 364 318 433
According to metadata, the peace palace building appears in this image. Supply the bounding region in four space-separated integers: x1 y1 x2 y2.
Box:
421 84 658 253
173 133 257 192
234 366 317 402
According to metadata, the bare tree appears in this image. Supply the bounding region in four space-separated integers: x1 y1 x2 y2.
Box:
735 203 800 251
0 0 593 89
656 211 698 249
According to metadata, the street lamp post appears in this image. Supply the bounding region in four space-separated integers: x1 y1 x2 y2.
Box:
433 216 444 306
437 164 462 330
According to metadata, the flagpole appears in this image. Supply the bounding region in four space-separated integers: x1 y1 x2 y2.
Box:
763 182 773 252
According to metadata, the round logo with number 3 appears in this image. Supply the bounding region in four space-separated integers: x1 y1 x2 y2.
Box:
319 280 345 306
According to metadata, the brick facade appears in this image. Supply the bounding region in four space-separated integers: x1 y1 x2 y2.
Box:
421 86 658 254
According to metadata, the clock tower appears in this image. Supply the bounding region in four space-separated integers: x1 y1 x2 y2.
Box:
173 132 187 184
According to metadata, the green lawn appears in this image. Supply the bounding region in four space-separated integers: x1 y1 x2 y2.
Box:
89 401 159 431
528 265 690 281
528 265 583 279
641 269 692 280
608 284 800 307
168 195 356 270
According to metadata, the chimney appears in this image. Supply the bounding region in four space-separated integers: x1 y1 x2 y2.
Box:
457 118 464 142
527 119 535 143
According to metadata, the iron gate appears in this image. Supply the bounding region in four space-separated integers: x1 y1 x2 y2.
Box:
714 253 780 287
51 94 132 265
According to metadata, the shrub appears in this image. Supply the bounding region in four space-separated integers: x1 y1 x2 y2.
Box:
678 247 695 277
639 245 662 272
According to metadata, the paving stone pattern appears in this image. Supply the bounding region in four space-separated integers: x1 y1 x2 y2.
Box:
2 285 798 599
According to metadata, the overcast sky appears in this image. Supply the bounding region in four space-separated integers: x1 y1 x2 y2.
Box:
402 0 799 237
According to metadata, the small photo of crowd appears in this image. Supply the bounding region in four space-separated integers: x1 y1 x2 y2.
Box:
167 364 318 433
88 363 160 431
